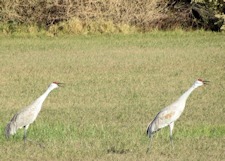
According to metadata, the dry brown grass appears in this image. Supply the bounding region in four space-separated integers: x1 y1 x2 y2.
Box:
0 0 192 32
1 0 224 33
0 0 159 25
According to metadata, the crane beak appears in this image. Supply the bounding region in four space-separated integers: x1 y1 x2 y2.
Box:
57 83 65 87
203 80 210 85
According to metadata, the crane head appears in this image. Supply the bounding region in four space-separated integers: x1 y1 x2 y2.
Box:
195 79 209 87
52 82 64 88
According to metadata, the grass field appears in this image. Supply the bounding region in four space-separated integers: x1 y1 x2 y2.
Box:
0 31 225 160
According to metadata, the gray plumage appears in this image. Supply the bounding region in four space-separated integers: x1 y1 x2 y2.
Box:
5 82 63 141
146 79 209 152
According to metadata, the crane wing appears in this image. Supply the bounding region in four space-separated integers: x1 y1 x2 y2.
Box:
156 110 175 128
10 106 37 130
152 105 180 130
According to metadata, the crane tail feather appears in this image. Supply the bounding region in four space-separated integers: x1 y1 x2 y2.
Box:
5 121 17 139
147 120 159 138
146 122 153 138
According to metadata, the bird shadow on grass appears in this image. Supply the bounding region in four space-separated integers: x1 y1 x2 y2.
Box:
24 138 46 149
107 146 130 154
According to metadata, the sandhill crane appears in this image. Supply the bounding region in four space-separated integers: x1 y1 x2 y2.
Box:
5 82 63 143
146 79 209 152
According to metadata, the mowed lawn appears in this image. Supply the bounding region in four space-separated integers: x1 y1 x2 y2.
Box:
0 31 225 160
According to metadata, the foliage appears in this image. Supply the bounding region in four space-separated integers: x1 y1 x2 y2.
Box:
1 0 223 33
48 18 137 35
202 0 225 13
0 0 156 27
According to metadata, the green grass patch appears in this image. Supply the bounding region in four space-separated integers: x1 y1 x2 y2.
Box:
0 31 225 160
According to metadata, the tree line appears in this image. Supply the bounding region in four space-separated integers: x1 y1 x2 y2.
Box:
0 0 224 32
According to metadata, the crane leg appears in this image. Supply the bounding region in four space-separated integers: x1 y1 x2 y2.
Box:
22 125 45 148
146 134 153 153
169 122 174 149
23 128 27 144
23 125 29 144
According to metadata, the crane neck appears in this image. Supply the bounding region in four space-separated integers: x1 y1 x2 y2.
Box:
34 86 56 106
178 85 198 102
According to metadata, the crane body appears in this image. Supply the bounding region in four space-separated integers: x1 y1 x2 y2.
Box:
5 82 63 142
146 79 209 151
